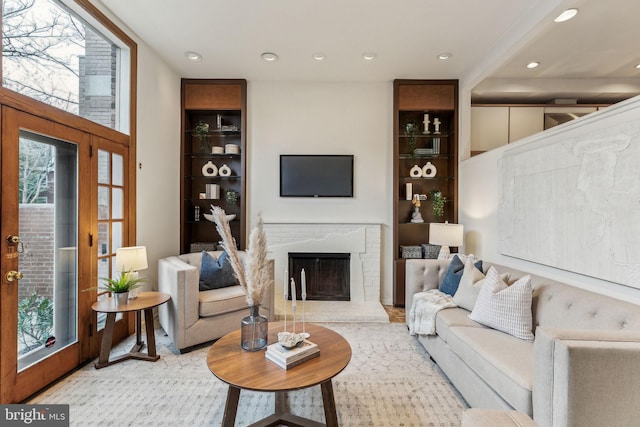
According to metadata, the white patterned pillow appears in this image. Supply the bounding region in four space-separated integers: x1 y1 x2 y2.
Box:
454 260 511 312
469 266 534 342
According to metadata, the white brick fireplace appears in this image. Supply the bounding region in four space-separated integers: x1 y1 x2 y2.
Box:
264 222 388 322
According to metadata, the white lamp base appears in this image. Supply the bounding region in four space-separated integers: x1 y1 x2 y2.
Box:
437 246 451 260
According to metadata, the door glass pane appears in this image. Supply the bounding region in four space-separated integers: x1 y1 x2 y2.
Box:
112 221 123 257
17 130 78 372
98 150 110 184
111 188 123 219
98 186 109 220
97 223 109 256
112 153 123 186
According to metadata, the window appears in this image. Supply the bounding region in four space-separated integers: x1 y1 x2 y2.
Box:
2 0 131 133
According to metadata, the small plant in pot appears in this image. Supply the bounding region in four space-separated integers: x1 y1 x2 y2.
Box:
85 269 146 306
430 190 447 221
193 120 210 152
404 121 418 155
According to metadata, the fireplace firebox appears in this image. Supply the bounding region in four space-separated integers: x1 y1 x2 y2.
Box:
288 252 350 301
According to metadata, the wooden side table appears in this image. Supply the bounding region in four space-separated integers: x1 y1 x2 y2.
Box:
91 291 170 369
207 322 352 427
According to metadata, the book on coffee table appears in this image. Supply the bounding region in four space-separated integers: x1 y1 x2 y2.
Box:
265 340 319 369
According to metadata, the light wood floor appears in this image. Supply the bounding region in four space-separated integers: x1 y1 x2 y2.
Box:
383 305 405 323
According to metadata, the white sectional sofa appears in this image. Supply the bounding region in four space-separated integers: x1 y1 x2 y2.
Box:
406 258 640 427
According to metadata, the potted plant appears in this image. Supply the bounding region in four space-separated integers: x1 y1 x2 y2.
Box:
86 270 147 306
193 120 210 152
430 190 446 221
404 121 417 155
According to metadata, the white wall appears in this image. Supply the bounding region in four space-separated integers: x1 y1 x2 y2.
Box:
93 1 182 288
247 81 394 304
134 46 181 287
459 95 640 305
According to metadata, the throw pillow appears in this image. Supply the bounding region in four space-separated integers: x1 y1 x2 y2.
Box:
454 260 511 312
439 255 483 296
199 251 239 291
453 258 486 311
469 266 534 342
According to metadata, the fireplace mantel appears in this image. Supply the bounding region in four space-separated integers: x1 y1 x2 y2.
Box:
264 222 381 304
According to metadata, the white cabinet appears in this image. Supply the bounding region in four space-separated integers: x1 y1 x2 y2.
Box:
509 107 544 142
471 106 508 152
471 105 604 155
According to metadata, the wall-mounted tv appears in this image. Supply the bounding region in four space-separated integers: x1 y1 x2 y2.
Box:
280 155 354 197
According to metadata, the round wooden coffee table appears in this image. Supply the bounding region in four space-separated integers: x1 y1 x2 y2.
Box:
207 322 351 427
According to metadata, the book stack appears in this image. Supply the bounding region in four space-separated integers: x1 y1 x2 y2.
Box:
265 340 319 370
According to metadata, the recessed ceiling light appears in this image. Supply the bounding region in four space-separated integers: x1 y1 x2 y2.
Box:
261 52 278 62
554 8 578 22
362 52 377 61
184 51 202 62
636 64 640 69
526 61 540 69
437 52 452 60
312 53 326 61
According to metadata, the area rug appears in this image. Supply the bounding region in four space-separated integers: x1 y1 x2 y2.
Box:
29 322 467 426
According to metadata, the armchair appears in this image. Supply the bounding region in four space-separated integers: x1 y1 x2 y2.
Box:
158 251 274 352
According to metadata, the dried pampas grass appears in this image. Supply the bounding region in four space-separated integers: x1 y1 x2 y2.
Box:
211 206 269 306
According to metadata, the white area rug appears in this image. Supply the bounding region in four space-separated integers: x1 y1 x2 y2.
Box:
30 323 467 426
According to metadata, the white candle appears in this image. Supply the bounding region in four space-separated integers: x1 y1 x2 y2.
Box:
423 113 429 123
301 269 307 299
290 278 296 308
284 268 288 298
283 268 288 332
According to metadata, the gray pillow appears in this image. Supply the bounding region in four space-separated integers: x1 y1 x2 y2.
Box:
199 251 239 291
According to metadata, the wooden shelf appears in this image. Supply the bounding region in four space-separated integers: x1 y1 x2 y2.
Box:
180 79 247 254
392 80 459 306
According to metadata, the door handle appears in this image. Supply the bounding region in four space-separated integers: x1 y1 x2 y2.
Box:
6 270 23 283
6 235 24 253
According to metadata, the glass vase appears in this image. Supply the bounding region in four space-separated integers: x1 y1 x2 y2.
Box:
241 305 268 351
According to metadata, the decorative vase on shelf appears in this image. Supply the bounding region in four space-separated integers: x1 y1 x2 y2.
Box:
241 305 268 351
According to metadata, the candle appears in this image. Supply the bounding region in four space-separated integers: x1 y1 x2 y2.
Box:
283 268 288 332
301 269 307 299
290 278 296 308
423 113 429 123
284 268 289 298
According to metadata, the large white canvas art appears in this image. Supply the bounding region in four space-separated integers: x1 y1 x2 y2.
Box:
498 109 640 288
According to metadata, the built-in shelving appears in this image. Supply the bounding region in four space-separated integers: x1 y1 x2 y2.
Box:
180 79 247 253
393 79 459 306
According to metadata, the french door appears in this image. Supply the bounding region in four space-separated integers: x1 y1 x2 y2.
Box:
0 107 93 402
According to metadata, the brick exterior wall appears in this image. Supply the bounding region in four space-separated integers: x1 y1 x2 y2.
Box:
79 27 116 128
18 204 54 301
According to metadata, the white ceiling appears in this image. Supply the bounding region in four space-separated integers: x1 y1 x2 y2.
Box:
100 0 640 104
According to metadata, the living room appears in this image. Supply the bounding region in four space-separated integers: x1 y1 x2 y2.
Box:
3 0 640 425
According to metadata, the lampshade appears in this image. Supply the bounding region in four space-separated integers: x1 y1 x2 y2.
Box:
115 246 148 272
429 222 464 247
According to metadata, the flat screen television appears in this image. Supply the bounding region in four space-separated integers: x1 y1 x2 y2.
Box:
280 155 354 197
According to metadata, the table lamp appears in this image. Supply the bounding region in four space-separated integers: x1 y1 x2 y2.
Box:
115 246 148 298
429 222 464 260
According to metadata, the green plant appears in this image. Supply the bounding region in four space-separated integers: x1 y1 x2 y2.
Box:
193 120 210 151
17 292 53 355
225 190 239 205
430 190 446 220
85 269 146 293
404 121 417 155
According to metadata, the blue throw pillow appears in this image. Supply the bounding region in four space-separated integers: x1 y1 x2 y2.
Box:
199 251 239 291
439 255 483 296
